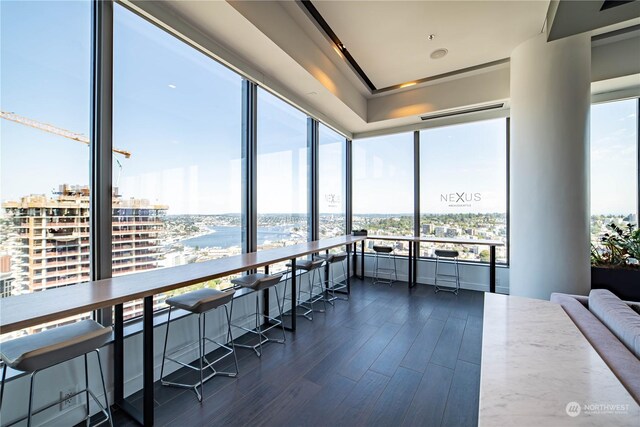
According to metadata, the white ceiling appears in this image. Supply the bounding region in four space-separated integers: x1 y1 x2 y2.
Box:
129 0 640 136
311 0 550 90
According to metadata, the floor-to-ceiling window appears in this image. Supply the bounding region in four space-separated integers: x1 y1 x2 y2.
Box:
113 4 242 320
257 88 308 270
590 98 639 250
353 133 414 254
0 0 92 339
420 119 508 263
319 124 346 238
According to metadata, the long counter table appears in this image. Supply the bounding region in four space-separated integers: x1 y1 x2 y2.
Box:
479 294 639 426
363 235 504 291
0 234 365 426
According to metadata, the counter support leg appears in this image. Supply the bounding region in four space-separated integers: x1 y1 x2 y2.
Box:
360 241 365 279
490 245 496 293
408 243 413 290
143 296 154 425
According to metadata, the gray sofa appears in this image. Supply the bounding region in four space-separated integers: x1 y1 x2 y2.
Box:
551 289 640 404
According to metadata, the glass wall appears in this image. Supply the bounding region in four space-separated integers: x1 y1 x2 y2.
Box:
319 124 346 238
113 4 242 320
420 119 507 263
590 99 639 248
353 133 414 254
256 88 309 271
0 0 92 339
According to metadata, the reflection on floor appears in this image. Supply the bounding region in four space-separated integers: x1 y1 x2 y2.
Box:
112 278 484 427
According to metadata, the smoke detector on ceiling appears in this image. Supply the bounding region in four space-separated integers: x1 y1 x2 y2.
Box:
430 48 448 59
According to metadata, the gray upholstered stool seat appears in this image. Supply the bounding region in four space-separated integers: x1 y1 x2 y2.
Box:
231 273 283 291
286 259 324 271
315 252 348 264
0 320 113 427
0 320 111 372
314 252 349 304
160 288 238 402
166 288 234 314
229 272 286 357
434 249 459 258
434 249 460 295
372 245 393 253
284 258 326 321
372 245 397 286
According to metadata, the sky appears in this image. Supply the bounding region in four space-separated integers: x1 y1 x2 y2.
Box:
1 1 637 217
590 99 637 215
353 119 507 215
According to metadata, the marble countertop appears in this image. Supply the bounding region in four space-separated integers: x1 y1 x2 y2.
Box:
479 294 640 426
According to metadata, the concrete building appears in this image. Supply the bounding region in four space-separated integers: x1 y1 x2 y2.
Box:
2 184 168 322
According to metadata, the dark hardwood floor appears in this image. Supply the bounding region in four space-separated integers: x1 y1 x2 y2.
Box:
112 279 484 427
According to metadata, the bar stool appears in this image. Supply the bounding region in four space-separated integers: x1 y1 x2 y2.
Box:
160 288 237 402
0 319 112 427
230 273 285 357
372 245 397 286
314 252 349 304
434 249 460 295
284 259 325 320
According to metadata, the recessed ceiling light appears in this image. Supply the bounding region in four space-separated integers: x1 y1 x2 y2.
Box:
430 48 448 59
427 34 436 40
168 84 177 89
399 82 417 89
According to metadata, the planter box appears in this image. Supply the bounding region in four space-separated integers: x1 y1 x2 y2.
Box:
591 266 640 302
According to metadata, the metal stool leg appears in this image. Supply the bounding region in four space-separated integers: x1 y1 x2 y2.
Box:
228 298 235 343
27 371 36 427
393 253 398 283
255 293 263 357
94 350 113 427
325 263 336 305
0 363 6 415
373 251 379 284
84 353 90 426
197 313 204 402
202 312 214 376
455 257 460 295
314 269 327 313
339 260 349 301
224 305 239 376
283 267 315 320
160 306 173 382
435 256 440 292
435 254 459 294
274 286 286 343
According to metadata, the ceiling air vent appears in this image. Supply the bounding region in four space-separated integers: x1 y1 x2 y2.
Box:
420 103 505 121
600 1 634 12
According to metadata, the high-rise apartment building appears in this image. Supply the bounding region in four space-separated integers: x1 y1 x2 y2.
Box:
2 184 168 327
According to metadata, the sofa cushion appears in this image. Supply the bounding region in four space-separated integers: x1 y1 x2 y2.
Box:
551 293 640 404
589 289 640 359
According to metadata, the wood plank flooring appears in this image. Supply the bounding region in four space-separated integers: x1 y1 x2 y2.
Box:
112 279 484 427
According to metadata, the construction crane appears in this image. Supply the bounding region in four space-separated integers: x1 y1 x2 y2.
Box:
0 111 132 158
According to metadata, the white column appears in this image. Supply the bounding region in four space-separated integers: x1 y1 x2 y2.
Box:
510 33 591 300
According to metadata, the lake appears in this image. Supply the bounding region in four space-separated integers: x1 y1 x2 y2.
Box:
180 226 296 249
